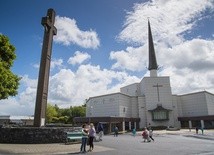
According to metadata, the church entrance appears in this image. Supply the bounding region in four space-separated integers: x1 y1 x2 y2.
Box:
73 116 140 134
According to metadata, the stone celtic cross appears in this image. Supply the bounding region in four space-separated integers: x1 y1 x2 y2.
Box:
34 8 57 127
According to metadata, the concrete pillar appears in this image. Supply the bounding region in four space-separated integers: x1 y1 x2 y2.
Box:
188 120 192 129
134 122 137 129
200 120 204 129
122 121 125 132
129 121 131 130
109 122 112 134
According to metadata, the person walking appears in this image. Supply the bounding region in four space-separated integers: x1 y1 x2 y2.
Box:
114 126 119 137
149 129 154 141
201 127 204 135
142 127 150 142
132 128 136 137
97 122 104 141
80 124 88 153
196 127 199 134
88 123 96 152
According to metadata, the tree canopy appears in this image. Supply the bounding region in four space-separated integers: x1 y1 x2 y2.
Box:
46 104 86 124
0 35 21 99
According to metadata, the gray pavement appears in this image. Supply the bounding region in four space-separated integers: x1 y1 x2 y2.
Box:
0 129 214 155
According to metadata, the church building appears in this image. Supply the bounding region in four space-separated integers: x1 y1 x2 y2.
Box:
74 21 214 133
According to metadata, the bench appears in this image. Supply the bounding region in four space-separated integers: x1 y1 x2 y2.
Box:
65 131 83 144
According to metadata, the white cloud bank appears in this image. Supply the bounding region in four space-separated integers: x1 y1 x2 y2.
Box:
118 0 213 46
0 64 140 115
54 16 100 49
112 0 214 95
48 64 140 107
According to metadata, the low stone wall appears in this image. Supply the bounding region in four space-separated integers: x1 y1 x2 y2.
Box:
0 127 76 144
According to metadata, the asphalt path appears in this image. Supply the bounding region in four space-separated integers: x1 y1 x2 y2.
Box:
0 130 214 155
92 133 214 155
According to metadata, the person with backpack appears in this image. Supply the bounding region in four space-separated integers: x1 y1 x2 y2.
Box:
97 122 104 141
142 127 150 142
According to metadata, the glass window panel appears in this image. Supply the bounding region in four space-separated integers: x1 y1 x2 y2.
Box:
153 110 167 120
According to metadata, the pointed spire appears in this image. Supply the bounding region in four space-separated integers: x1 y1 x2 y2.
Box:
148 19 158 71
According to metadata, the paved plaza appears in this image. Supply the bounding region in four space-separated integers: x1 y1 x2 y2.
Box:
0 129 214 155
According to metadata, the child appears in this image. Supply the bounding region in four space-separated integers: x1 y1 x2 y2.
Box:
132 128 136 137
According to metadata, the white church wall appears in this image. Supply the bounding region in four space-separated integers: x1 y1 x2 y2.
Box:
141 77 173 110
118 94 132 117
173 95 183 117
179 92 208 117
172 95 181 127
205 92 214 115
131 97 138 118
86 93 121 117
120 83 140 96
140 76 175 127
138 96 146 128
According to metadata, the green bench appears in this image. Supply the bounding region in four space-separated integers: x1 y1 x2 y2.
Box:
65 131 83 144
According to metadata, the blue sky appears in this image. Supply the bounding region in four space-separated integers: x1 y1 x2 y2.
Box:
0 0 214 116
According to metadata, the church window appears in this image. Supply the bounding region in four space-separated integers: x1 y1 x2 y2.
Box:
153 111 168 120
149 105 171 121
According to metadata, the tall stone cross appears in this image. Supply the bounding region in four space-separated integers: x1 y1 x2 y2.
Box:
34 8 57 127
153 83 163 102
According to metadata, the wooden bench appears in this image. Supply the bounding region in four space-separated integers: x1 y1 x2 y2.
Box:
65 131 83 144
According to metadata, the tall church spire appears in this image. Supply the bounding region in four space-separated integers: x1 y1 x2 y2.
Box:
148 19 158 77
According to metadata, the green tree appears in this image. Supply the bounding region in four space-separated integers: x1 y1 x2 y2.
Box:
0 35 21 99
46 103 86 124
46 104 58 123
72 106 86 118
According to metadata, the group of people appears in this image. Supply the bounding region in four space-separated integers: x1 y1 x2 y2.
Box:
80 123 154 153
80 122 104 153
195 126 204 135
142 127 154 142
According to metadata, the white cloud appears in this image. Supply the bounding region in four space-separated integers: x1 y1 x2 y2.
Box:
21 75 38 88
33 63 39 69
157 39 214 94
54 16 100 49
159 39 214 72
0 64 141 115
48 64 140 107
110 46 147 71
0 75 37 116
118 0 213 46
33 58 64 70
51 58 63 69
68 51 91 65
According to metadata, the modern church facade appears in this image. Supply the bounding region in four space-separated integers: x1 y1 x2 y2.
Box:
74 21 214 133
